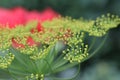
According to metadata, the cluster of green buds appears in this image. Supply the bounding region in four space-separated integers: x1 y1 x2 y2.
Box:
30 45 53 60
0 14 119 80
88 14 120 36
25 74 44 80
62 32 88 63
0 52 14 69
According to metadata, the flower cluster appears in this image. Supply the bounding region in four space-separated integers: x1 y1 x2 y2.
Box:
25 73 44 80
0 52 14 69
63 32 89 63
0 7 120 80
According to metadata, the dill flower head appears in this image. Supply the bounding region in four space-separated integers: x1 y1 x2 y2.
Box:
0 7 120 80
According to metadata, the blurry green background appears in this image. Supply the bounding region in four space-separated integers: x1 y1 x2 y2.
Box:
0 0 120 19
0 0 120 80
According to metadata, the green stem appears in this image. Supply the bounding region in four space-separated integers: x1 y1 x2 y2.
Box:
54 54 64 64
9 47 28 67
52 64 80 80
43 59 53 74
53 59 68 70
88 37 96 52
83 33 108 62
7 68 18 80
53 62 78 74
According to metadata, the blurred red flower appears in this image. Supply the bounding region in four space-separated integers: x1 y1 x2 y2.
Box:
0 7 58 28
0 7 59 48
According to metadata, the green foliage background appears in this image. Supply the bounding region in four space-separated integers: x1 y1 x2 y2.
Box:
0 0 120 18
0 0 120 80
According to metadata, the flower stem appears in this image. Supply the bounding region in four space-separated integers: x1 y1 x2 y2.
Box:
82 33 108 62
52 64 80 80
